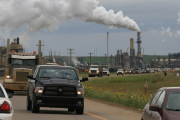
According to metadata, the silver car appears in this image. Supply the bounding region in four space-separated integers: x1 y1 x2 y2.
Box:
0 83 13 120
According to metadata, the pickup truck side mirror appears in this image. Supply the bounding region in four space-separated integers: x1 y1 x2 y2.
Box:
27 75 33 79
80 77 88 82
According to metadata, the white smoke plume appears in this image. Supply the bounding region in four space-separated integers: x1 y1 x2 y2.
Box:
0 0 140 33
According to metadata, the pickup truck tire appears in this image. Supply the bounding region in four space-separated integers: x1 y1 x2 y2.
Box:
76 106 84 114
31 95 40 113
26 92 32 110
68 108 75 112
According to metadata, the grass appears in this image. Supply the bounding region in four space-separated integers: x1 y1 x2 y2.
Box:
0 77 3 79
82 72 180 110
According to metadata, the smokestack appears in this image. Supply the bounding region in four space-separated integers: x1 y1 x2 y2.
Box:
107 32 109 62
17 37 19 44
137 32 142 57
6 38 10 64
7 38 10 54
38 40 42 65
130 38 134 56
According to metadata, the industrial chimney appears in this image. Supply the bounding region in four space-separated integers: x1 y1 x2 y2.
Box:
137 32 142 57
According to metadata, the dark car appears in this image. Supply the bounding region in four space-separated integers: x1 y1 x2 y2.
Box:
141 87 180 120
131 69 135 74
27 65 88 114
134 69 141 74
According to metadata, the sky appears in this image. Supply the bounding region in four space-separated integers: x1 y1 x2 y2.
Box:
0 0 180 57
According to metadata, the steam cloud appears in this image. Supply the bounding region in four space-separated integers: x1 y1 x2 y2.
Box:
0 0 140 32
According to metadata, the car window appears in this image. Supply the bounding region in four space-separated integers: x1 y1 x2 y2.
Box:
166 92 180 110
0 87 5 97
150 91 162 105
156 90 166 108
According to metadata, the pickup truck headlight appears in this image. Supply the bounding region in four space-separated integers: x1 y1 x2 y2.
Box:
77 88 84 95
35 87 44 93
96 71 99 73
89 71 91 73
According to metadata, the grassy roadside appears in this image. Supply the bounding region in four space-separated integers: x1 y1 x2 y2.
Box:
78 72 118 77
0 77 3 79
82 72 180 110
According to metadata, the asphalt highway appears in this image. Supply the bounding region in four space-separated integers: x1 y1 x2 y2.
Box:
0 80 141 120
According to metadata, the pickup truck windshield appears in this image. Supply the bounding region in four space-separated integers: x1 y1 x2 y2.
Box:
90 66 98 68
39 68 78 80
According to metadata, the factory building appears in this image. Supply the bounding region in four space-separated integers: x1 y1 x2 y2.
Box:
113 32 143 69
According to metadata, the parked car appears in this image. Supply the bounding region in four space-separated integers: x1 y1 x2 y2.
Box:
103 69 110 76
141 87 180 120
27 65 88 114
0 83 13 120
117 69 124 75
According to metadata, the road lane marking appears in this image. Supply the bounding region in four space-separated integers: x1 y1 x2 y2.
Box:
84 111 108 120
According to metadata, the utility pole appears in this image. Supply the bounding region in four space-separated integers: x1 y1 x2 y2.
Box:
0 47 1 66
104 54 107 68
67 49 75 66
49 51 50 62
107 32 109 63
58 52 60 63
36 40 44 64
88 52 93 65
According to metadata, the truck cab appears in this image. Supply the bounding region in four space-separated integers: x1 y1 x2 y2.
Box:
88 65 103 77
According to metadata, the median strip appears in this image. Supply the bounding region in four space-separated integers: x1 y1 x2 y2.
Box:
84 111 107 120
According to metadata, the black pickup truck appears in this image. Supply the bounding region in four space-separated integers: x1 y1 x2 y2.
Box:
26 65 88 114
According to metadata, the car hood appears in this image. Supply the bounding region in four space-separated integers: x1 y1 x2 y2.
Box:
164 110 180 120
89 68 98 70
38 79 80 87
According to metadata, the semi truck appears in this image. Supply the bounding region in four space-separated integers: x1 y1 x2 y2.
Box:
3 38 44 94
88 65 103 77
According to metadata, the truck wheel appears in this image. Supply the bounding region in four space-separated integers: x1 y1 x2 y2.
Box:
26 92 32 110
88 75 91 77
31 95 39 113
76 106 84 114
68 108 75 112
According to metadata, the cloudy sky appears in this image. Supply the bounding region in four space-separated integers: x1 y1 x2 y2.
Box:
0 0 180 57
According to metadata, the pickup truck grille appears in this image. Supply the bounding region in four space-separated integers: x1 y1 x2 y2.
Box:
43 86 77 96
16 72 29 82
91 70 97 73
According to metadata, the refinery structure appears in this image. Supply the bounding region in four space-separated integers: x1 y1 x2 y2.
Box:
0 34 180 71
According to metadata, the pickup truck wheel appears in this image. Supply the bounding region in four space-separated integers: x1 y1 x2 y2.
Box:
76 106 84 114
68 108 75 112
26 93 32 110
31 96 39 113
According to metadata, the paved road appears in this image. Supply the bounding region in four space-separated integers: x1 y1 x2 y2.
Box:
0 80 141 120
